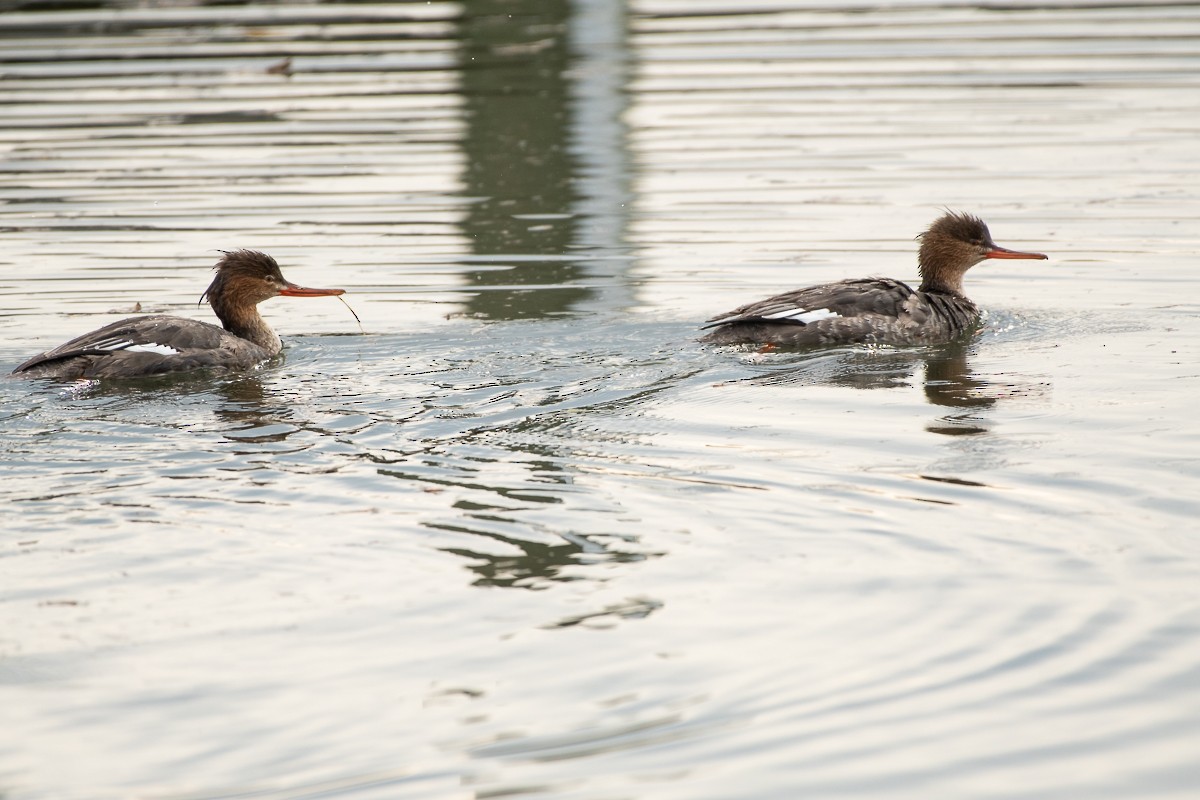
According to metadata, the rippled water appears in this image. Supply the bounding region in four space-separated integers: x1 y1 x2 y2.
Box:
3 1 1200 798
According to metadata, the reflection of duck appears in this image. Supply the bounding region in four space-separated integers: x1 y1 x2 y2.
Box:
211 375 285 429
921 343 994 410
743 338 1052 435
701 212 1047 347
12 251 345 380
748 342 993 408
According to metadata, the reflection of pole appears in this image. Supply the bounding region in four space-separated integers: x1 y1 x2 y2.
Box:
457 0 591 319
567 0 635 314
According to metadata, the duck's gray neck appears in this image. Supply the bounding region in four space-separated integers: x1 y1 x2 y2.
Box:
918 271 966 297
212 303 282 355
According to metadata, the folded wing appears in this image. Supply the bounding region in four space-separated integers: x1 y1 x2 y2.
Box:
701 278 916 329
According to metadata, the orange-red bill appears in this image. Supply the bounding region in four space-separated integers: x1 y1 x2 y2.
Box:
985 246 1048 260
279 282 346 297
279 282 362 330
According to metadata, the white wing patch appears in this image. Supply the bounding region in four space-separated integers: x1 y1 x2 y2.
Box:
91 337 179 356
123 342 179 356
760 307 840 324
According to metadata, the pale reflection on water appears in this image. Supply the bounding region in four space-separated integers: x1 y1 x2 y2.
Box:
3 1 1200 798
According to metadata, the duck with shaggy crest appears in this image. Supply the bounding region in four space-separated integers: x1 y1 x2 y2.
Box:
700 211 1048 348
11 250 346 380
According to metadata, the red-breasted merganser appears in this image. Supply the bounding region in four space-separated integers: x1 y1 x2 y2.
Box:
11 250 345 380
700 211 1048 347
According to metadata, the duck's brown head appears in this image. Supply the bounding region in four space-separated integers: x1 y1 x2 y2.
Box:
201 250 344 315
917 211 1047 296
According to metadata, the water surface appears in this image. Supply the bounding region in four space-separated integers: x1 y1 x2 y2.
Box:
2 1 1200 798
